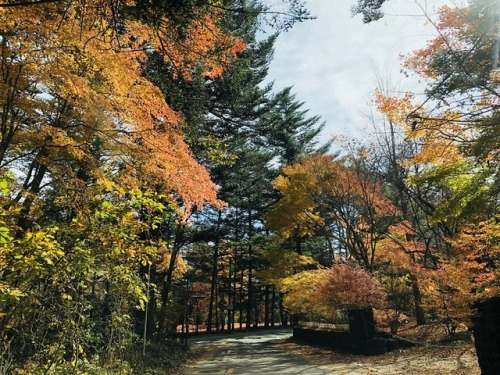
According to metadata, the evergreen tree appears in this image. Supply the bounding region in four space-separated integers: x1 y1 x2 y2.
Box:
259 86 331 166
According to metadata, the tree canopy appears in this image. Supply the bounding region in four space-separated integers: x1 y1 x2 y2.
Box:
1 0 498 372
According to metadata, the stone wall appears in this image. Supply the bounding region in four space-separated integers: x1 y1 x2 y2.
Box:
293 327 414 355
293 308 413 355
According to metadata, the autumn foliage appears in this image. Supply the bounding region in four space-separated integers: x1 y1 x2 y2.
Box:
368 0 500 338
1 0 499 371
317 263 385 310
0 0 246 371
265 154 399 268
264 2 499 329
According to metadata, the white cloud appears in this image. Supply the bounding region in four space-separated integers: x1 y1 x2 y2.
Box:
266 0 451 143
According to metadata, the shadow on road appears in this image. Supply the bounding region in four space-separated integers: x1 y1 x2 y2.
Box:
183 328 334 375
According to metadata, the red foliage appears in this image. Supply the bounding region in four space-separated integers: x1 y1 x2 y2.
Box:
317 263 385 309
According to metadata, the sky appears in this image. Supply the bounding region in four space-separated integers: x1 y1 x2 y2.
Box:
266 0 453 143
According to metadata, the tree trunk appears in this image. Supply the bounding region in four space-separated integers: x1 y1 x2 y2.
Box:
157 224 184 336
207 210 222 333
134 263 156 339
271 287 276 327
264 285 270 328
411 274 426 325
246 209 253 330
16 148 48 235
472 296 500 375
246 245 253 329
294 234 302 255
239 262 244 330
278 294 287 326
231 249 237 332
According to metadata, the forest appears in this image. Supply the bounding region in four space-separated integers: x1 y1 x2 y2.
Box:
0 0 498 373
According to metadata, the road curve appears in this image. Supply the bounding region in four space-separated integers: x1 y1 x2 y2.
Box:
182 328 333 374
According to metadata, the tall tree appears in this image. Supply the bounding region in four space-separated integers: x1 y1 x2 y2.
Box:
258 87 331 166
367 0 500 336
265 154 400 269
145 1 329 332
0 0 246 370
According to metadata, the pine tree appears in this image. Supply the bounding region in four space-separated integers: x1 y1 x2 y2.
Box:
259 87 331 166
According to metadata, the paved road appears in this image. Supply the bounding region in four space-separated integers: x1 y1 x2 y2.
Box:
182 328 333 374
